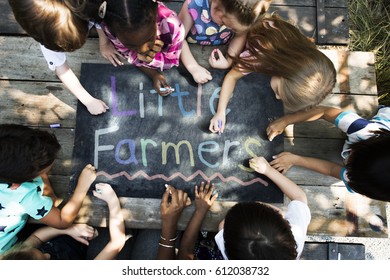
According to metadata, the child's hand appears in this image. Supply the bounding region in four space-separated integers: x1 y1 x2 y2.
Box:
209 112 226 134
93 183 117 204
65 223 98 245
209 49 230 69
77 164 97 191
99 40 124 67
270 152 297 174
137 39 164 63
84 97 109 115
194 182 218 215
249 156 272 175
187 64 212 84
152 72 173 96
266 116 289 141
160 185 191 227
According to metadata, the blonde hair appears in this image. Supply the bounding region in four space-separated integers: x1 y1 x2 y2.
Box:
236 14 336 112
9 0 89 52
218 0 272 26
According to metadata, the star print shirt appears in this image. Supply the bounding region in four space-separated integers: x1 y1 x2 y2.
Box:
186 0 234 45
101 2 185 71
0 177 53 253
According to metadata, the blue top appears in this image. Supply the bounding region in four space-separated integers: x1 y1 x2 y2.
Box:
0 177 53 253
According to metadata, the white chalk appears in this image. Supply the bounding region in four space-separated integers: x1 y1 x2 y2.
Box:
160 87 174 92
50 123 60 128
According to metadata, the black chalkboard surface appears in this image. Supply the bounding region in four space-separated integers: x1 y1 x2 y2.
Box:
71 63 284 203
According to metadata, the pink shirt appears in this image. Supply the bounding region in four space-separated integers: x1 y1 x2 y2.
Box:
101 2 184 71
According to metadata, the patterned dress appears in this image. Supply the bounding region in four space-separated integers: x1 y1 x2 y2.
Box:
101 2 185 71
186 0 234 45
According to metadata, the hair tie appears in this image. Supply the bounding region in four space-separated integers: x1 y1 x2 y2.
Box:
98 1 107 19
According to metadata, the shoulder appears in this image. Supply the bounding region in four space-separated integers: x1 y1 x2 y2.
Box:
40 45 66 70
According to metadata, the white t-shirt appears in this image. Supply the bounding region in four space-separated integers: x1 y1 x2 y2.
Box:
40 21 100 71
215 200 311 260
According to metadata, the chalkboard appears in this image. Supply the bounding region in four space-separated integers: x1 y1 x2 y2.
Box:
70 63 284 203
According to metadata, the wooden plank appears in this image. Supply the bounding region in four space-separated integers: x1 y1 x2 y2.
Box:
271 0 348 7
268 6 348 44
73 184 387 238
0 80 76 127
0 38 376 95
316 0 327 44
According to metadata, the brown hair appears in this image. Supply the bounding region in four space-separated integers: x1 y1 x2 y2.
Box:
236 13 336 112
224 202 297 260
8 0 89 52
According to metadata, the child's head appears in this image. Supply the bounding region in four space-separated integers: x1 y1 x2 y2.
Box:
346 129 390 202
210 0 271 33
237 14 336 112
223 202 297 260
0 243 49 260
8 0 89 52
0 124 61 184
103 0 161 53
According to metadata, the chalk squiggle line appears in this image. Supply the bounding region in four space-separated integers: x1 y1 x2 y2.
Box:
96 170 269 187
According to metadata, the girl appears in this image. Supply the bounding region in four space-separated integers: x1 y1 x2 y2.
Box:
177 157 310 260
178 0 272 84
98 0 185 96
209 14 337 134
0 124 97 253
8 0 110 115
0 183 126 260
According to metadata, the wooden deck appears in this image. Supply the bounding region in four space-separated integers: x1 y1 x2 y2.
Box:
1 1 388 240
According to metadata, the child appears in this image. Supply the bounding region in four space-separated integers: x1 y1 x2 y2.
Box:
8 0 109 115
178 0 272 84
99 0 185 96
177 181 219 260
215 156 310 260
0 124 97 253
266 106 390 202
0 183 126 260
209 14 336 134
157 185 191 260
178 159 310 260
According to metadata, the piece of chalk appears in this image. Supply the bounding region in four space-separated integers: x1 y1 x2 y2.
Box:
160 87 174 92
164 184 172 194
217 119 222 135
50 123 61 128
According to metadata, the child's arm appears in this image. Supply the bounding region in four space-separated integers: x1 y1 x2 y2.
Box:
267 106 343 141
250 156 307 203
96 28 123 67
178 182 217 260
39 164 96 229
55 63 109 115
270 152 343 179
209 67 245 133
209 32 247 69
24 223 96 248
93 183 126 260
178 1 212 84
40 173 58 205
157 185 191 260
